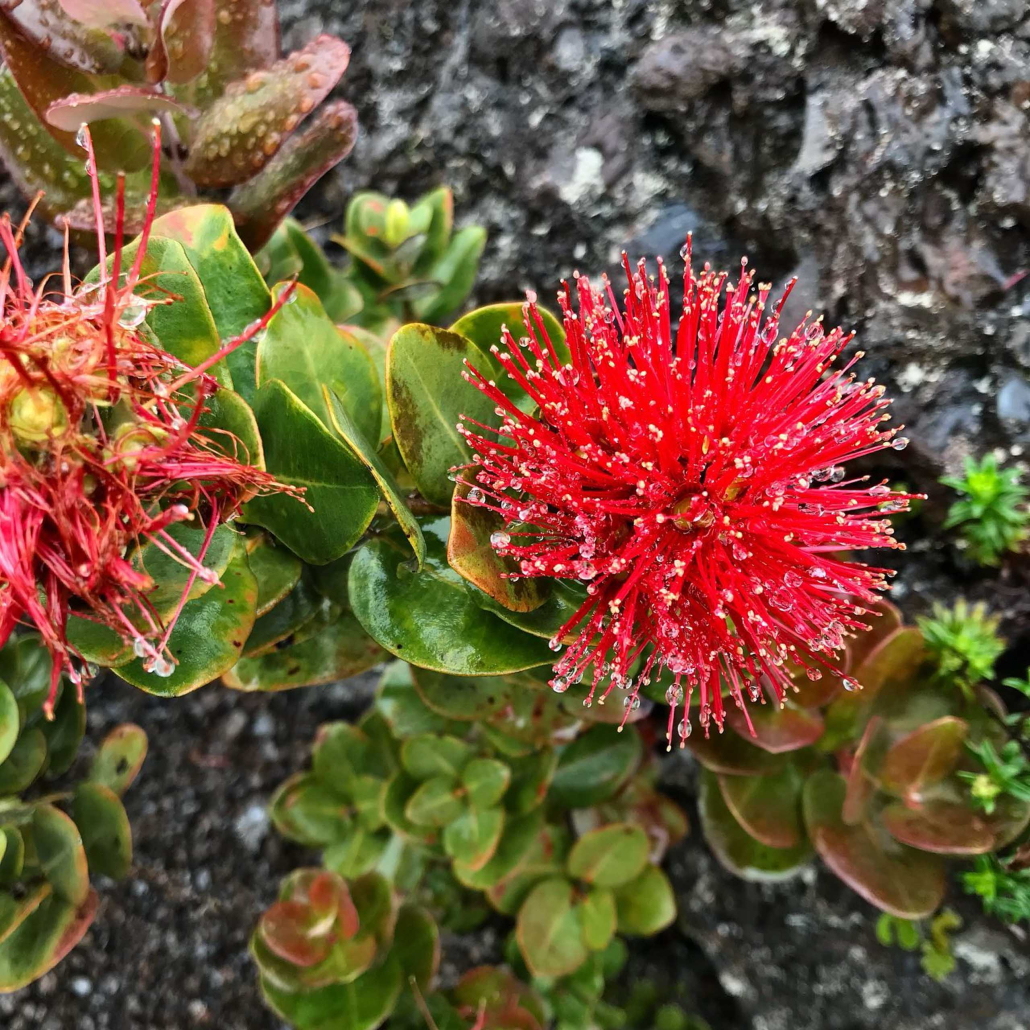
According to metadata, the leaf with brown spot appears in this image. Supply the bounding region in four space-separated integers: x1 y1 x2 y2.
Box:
185 34 349 188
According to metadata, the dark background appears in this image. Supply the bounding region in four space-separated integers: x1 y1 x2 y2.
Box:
4 0 1030 1027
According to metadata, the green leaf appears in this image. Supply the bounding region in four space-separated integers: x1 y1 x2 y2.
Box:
448 472 547 612
247 536 304 617
453 808 545 890
401 735 472 781
323 831 390 880
0 638 51 721
486 823 570 916
462 758 511 810
0 681 19 767
717 764 806 850
268 774 353 847
40 683 85 778
32 804 89 905
0 827 24 884
405 776 463 827
698 768 812 881
312 723 391 789
505 749 558 815
257 283 382 445
386 323 497 506
0 729 47 795
579 887 617 951
450 302 567 368
550 725 642 809
0 888 97 992
259 951 404 1030
374 662 462 739
802 769 946 918
115 538 258 696
199 387 265 468
443 806 505 870
516 877 589 978
64 616 132 668
244 379 379 565
242 576 324 657
613 866 677 936
150 205 272 402
323 385 425 567
415 226 487 324
348 517 552 676
88 724 148 797
392 904 440 991
71 783 132 879
567 824 650 888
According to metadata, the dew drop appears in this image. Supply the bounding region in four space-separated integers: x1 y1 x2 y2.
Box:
551 676 570 693
842 677 859 692
548 637 563 652
118 297 147 329
132 638 149 657
891 437 909 451
490 531 510 549
678 718 692 739
467 487 485 503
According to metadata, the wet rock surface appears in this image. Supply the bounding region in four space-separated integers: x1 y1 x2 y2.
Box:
6 0 1030 1026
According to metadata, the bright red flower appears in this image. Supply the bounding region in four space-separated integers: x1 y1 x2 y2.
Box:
458 244 917 745
0 125 297 712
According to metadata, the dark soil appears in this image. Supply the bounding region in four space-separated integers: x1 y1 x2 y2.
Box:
5 0 1030 1027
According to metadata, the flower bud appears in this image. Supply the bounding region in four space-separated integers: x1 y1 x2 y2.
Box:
7 387 69 446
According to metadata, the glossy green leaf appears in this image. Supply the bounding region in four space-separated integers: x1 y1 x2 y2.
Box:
382 772 433 842
32 805 89 905
199 387 265 468
228 608 383 693
115 539 258 696
244 380 379 565
802 769 946 918
257 283 382 446
443 806 505 870
323 385 425 566
450 302 567 369
550 725 642 809
405 776 463 827
879 717 967 799
0 888 97 992
243 576 324 657
408 667 514 722
462 758 511 811
470 576 587 641
401 735 472 781
89 724 148 797
613 866 677 936
0 682 18 767
567 824 650 888
699 768 812 881
374 662 461 739
348 517 553 676
448 472 546 612
247 536 304 617
0 638 51 721
386 323 497 506
72 783 132 879
0 827 24 884
0 729 47 795
516 877 588 978
150 206 272 402
718 764 805 850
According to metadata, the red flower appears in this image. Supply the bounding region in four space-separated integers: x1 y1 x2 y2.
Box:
458 244 917 745
0 125 297 712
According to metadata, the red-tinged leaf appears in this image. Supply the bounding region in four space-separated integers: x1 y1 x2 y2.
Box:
718 763 805 849
57 0 148 27
0 0 124 73
185 34 350 188
187 0 279 102
789 664 845 709
851 627 928 699
148 0 215 84
228 97 358 250
45 888 98 971
879 717 968 800
803 769 946 918
0 11 150 169
261 900 331 967
724 700 824 754
881 801 996 856
685 728 784 776
45 86 195 131
846 598 903 673
842 715 884 825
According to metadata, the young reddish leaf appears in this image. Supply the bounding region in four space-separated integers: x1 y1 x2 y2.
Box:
803 769 946 918
0 0 124 73
449 470 548 614
724 700 824 754
148 0 215 84
45 86 196 131
718 764 805 849
845 598 903 673
685 728 783 776
229 99 358 251
185 34 350 188
842 715 884 825
881 801 996 856
57 0 148 27
260 900 331 967
851 627 928 699
879 717 968 800
0 11 150 169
